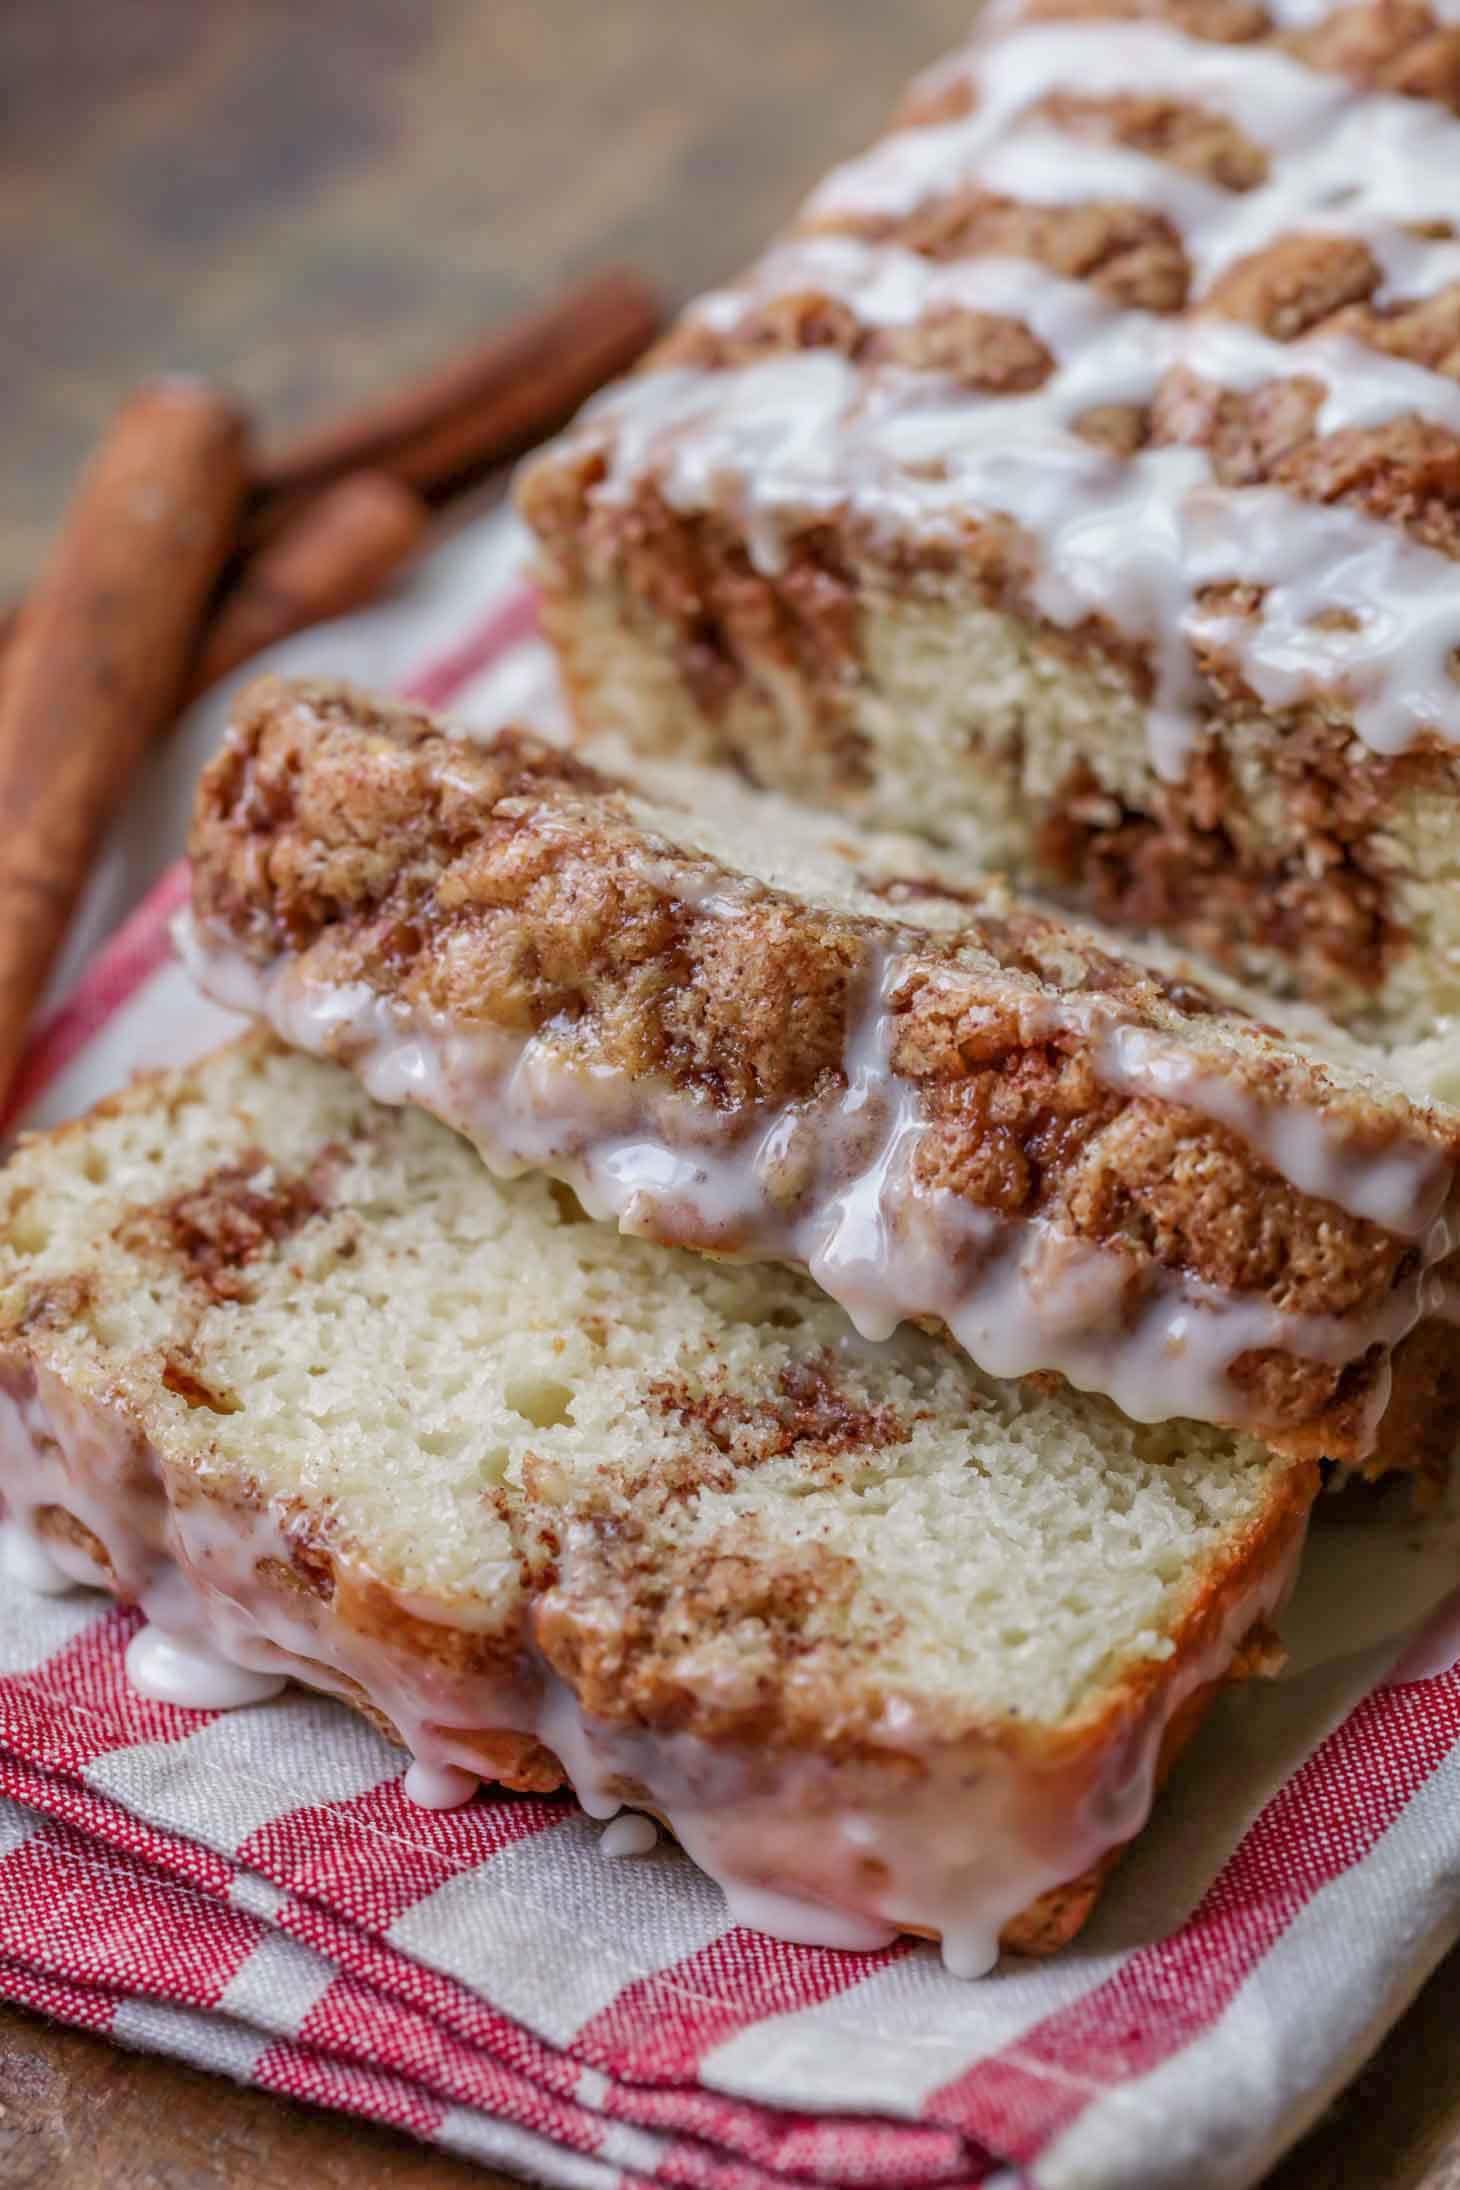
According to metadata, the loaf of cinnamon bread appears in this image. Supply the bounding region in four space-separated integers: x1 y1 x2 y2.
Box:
517 0 1460 1051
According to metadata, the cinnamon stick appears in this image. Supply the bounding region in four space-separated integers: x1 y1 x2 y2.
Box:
0 379 249 1103
188 471 428 696
256 266 661 504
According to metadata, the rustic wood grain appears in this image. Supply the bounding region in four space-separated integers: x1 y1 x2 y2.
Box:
4 0 1460 2182
0 2014 493 2187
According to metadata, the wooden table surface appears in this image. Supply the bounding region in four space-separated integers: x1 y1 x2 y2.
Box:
4 2 1460 2181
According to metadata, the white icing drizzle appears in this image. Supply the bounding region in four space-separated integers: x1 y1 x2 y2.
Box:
808 24 1348 223
1264 0 1460 22
0 1519 85 1596
124 1625 287 1711
560 12 1460 780
1093 1020 1455 1237
1193 98 1460 288
0 1359 1310 1976
181 915 1457 1447
1173 492 1460 768
1366 229 1460 307
813 20 1460 295
966 127 1232 232
575 340 1460 780
692 239 1118 356
795 960 1445 1440
730 239 1460 435
599 1812 659 1858
1172 322 1460 439
403 1758 480 1810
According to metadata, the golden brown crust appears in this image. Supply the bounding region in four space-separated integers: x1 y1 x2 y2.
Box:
1367 1286 1460 1486
1000 1650 1242 1953
327 1686 565 1796
187 679 1460 1467
12 1478 1289 1957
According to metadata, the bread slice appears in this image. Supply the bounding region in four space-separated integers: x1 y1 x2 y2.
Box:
0 1033 1311 1970
184 676 1460 1473
516 2 1460 1049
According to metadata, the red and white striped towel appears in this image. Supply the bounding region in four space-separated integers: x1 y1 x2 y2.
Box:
6 505 1460 2190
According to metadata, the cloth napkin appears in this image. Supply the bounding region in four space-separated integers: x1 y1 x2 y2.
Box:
7 505 1460 2190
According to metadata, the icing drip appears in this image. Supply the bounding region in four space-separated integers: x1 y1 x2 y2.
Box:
561 13 1460 779
693 240 1118 356
181 916 1458 1449
0 1358 1309 1976
814 20 1460 290
701 1872 898 1956
1 1520 84 1596
403 1759 479 1810
578 342 1460 783
1172 323 1460 441
1263 0 1460 22
1093 1020 1454 1239
1195 99 1460 288
599 1812 659 1858
809 24 1348 223
957 128 1229 233
1179 490 1460 763
719 240 1460 444
124 1625 287 1710
578 323 1460 780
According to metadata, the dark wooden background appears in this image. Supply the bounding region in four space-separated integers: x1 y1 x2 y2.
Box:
4 1 1460 2181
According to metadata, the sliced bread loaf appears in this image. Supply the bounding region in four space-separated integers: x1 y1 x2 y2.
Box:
184 675 1460 1471
0 1033 1312 1971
